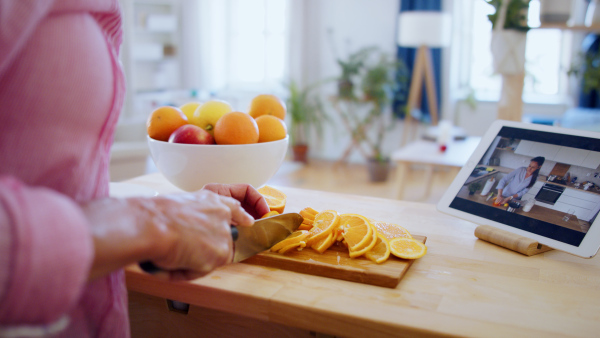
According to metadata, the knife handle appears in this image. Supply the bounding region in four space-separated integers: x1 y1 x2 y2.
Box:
139 226 238 274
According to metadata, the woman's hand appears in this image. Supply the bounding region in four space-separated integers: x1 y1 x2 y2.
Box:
83 188 260 282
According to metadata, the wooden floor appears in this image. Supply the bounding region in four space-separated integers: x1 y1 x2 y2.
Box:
267 159 457 204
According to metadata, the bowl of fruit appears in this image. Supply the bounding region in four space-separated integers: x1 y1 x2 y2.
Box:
146 95 289 192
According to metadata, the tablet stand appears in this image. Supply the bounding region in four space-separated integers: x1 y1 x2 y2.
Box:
474 225 553 256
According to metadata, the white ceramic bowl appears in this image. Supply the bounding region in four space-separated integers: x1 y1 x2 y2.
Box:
147 136 289 191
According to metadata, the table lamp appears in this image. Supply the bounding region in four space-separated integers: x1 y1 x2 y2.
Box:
397 11 452 145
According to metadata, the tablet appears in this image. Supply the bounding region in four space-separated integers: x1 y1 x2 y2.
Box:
437 120 600 258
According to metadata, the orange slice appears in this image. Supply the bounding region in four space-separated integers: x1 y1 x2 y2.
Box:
305 210 340 246
279 241 306 254
299 207 318 220
340 214 373 251
298 223 313 231
371 221 412 240
364 234 391 264
348 227 378 258
389 238 427 259
258 186 286 213
270 230 310 252
260 210 280 219
310 231 336 254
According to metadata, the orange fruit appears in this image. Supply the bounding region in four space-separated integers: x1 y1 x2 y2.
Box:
214 111 259 145
146 106 188 141
340 214 374 251
305 210 340 246
371 221 413 241
310 231 336 254
257 186 286 214
389 238 427 259
248 94 286 120
364 234 391 264
256 115 287 143
261 210 280 219
270 230 310 252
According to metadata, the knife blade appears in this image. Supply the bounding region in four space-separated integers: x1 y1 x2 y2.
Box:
233 212 303 262
139 212 304 273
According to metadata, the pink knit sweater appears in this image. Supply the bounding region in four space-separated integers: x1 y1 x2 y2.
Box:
0 1 128 336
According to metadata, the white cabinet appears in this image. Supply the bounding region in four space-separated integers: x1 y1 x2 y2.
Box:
554 146 590 166
522 181 544 201
514 140 600 169
555 188 600 222
514 140 558 159
515 140 534 155
581 151 600 169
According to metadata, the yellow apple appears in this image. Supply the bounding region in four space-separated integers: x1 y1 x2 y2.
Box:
179 102 201 121
190 100 233 136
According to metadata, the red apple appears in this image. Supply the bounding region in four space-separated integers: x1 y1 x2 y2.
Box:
168 124 215 144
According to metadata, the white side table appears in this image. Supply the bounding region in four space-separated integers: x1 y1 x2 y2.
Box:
391 137 481 200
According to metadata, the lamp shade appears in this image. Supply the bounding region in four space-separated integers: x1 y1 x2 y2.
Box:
397 11 452 48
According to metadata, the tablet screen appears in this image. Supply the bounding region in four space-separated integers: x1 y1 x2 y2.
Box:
448 126 600 247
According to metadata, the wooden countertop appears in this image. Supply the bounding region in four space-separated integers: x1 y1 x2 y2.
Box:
123 173 600 338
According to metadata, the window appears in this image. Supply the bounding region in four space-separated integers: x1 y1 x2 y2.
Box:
464 0 566 102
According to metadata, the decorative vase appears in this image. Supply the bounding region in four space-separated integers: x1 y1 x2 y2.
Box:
490 30 527 75
292 144 309 163
367 158 391 182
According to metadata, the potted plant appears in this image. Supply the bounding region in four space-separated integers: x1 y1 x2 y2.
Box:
285 80 330 163
334 46 377 100
487 0 530 75
334 50 406 182
568 42 600 97
468 182 482 195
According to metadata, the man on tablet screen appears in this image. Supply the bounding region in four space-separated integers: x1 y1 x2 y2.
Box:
494 156 545 205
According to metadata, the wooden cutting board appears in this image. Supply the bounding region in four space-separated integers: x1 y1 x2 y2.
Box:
242 235 426 288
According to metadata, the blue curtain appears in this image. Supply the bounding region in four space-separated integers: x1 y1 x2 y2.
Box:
578 34 600 109
393 0 442 121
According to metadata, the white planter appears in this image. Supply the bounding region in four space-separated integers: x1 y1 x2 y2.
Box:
490 30 527 75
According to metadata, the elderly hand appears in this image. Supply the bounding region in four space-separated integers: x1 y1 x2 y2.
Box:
84 186 264 282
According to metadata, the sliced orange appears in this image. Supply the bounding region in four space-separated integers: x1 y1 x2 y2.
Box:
298 223 313 231
258 186 286 213
310 231 336 254
340 214 373 251
279 241 306 254
305 210 340 246
260 210 280 219
389 238 427 259
349 227 378 258
371 221 413 240
364 234 391 264
270 230 310 252
299 207 318 226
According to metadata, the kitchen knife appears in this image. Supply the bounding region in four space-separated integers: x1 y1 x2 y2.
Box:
139 212 304 273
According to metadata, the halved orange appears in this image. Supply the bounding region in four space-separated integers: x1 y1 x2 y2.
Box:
258 186 286 213
270 230 310 252
389 238 427 259
310 231 336 254
305 210 340 246
371 221 413 240
364 234 391 264
340 214 373 251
